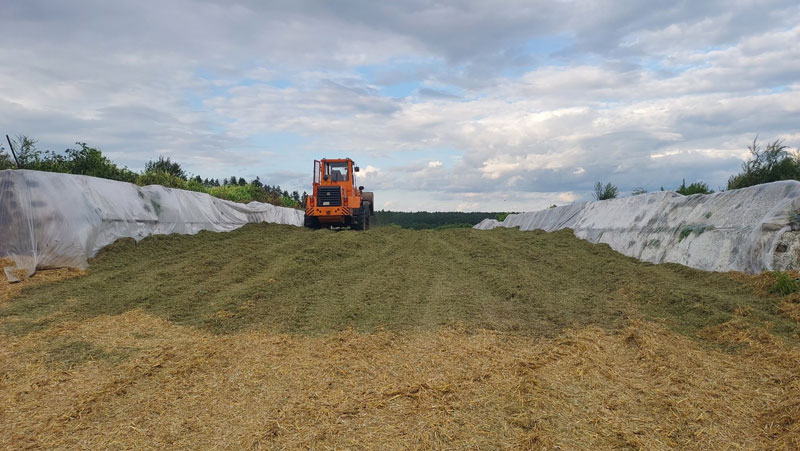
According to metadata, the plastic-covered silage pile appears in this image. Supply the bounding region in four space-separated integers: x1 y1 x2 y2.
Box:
0 169 304 281
475 181 800 274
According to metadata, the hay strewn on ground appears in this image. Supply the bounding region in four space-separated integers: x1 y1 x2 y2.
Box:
0 258 84 305
2 310 798 449
3 226 800 448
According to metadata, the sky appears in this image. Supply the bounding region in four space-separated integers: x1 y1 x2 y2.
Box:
1 0 799 212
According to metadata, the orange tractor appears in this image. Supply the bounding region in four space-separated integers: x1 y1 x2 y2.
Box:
304 158 374 230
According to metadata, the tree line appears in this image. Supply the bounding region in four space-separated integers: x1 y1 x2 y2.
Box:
2 134 798 223
372 210 505 229
0 135 304 208
593 136 799 200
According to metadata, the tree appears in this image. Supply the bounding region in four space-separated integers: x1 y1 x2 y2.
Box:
252 176 263 188
144 156 186 179
229 176 238 186
0 145 14 170
11 135 41 168
631 187 647 196
238 177 247 186
676 178 713 195
727 137 800 190
593 181 618 200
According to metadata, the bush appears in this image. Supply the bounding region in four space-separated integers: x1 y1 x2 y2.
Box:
6 138 137 183
11 135 41 168
727 137 800 190
145 156 186 180
676 179 713 195
137 171 191 189
208 184 270 203
280 196 301 208
2 135 305 209
66 143 138 182
593 182 618 200
0 148 14 170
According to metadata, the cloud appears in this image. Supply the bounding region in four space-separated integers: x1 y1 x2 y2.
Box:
417 88 460 99
0 1 798 210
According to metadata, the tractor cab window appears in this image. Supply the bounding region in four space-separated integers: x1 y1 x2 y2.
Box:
324 162 349 182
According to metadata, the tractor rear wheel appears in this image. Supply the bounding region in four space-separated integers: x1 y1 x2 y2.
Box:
361 201 371 231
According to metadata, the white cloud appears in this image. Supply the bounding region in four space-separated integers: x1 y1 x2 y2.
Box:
1 1 799 211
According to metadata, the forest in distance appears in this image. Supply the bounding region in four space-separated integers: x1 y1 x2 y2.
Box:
372 210 507 229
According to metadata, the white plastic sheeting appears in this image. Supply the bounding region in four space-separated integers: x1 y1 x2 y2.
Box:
475 181 800 274
0 170 304 281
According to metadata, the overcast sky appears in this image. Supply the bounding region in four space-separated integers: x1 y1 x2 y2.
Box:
1 1 799 211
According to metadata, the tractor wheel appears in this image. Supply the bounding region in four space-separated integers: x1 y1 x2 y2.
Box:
361 201 371 231
356 209 366 231
303 214 319 229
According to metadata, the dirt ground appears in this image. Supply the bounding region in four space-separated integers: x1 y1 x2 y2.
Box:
1 225 799 449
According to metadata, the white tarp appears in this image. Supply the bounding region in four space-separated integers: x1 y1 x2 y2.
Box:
0 169 304 281
475 181 800 274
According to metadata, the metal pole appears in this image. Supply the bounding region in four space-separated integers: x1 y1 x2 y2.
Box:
5 135 20 168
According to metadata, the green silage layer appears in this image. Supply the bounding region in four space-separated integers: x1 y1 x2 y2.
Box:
2 223 798 343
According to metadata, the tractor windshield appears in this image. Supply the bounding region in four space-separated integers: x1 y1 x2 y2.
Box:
324 162 349 182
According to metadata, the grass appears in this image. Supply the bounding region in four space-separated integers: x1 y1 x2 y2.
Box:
2 224 800 449
2 223 798 342
771 271 800 295
45 340 133 368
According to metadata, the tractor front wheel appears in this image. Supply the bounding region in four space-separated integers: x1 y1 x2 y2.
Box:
303 214 320 229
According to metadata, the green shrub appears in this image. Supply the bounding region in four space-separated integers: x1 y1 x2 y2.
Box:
593 182 618 200
496 212 510 221
676 179 713 195
728 138 800 190
184 178 208 193
145 156 186 180
137 171 190 189
3 135 303 209
207 184 267 203
65 143 138 183
280 196 301 208
6 138 137 183
0 149 14 170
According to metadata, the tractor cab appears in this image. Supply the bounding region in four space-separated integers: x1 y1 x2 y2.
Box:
316 159 357 185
